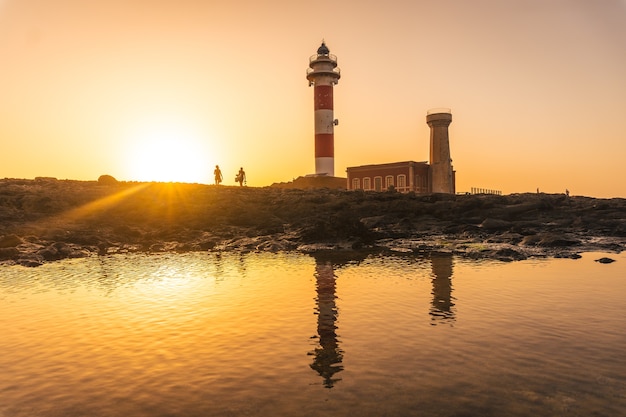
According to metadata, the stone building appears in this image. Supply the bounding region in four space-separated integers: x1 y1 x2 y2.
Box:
346 109 455 194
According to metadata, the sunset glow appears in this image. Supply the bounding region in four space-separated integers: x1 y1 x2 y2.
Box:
1 0 625 196
124 123 212 184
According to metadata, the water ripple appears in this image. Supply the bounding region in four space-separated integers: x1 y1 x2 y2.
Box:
1 251 625 417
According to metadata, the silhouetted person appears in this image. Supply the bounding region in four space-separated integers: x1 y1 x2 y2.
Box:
565 189 570 197
236 167 246 186
214 165 223 185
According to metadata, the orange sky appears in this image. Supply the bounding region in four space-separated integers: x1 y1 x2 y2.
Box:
1 0 625 197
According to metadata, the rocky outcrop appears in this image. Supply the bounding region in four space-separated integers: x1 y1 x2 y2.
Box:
97 174 118 185
0 179 623 266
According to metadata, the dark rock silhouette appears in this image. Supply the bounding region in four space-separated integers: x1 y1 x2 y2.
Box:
0 179 623 266
97 174 118 185
595 257 616 264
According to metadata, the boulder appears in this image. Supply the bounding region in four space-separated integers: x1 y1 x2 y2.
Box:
537 233 580 247
522 233 580 247
494 248 527 261
0 247 19 260
0 234 23 248
595 257 616 264
480 218 512 230
97 174 118 185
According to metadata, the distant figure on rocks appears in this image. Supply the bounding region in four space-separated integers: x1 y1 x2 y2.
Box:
214 165 223 185
236 167 246 186
565 189 570 197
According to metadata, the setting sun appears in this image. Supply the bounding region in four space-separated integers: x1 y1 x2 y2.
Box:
124 122 212 183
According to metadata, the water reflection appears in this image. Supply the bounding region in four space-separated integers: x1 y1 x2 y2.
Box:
213 252 225 279
309 255 344 388
429 254 456 325
2 251 625 417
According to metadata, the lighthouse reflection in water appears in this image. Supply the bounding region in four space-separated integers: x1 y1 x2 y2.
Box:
310 256 344 387
309 253 456 388
1 251 625 417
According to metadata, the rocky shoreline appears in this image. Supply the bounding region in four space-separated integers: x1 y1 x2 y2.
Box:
0 178 624 267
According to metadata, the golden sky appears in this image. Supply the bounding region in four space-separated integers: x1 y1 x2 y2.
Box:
1 0 625 197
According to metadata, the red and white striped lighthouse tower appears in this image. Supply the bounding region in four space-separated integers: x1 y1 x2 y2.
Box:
307 41 340 176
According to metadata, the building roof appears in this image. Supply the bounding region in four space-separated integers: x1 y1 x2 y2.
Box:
347 161 429 171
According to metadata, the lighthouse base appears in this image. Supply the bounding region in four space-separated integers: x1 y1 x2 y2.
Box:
270 175 346 190
315 157 334 177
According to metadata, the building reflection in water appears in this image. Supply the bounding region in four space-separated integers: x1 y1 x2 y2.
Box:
429 254 456 325
306 253 455 385
308 255 346 389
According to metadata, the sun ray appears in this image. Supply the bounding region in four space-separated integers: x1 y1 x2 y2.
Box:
12 183 150 239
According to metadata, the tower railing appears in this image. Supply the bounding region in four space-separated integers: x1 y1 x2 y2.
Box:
427 108 452 115
306 67 341 77
310 53 338 64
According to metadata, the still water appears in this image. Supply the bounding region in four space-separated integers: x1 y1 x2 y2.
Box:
1 251 625 417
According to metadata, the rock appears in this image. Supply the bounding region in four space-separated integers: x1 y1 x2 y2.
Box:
38 245 62 261
537 233 580 247
494 248 527 261
0 247 19 260
17 242 45 253
17 254 44 267
0 234 23 248
198 240 218 250
554 253 582 259
149 242 181 252
360 216 386 229
595 257 616 264
297 243 345 253
255 240 293 252
67 247 92 259
0 179 624 265
485 232 524 244
520 235 541 246
522 233 580 247
97 174 118 185
480 218 512 230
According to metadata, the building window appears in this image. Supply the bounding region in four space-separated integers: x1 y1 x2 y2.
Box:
363 177 371 191
374 176 382 191
385 176 394 190
352 178 360 190
397 174 406 191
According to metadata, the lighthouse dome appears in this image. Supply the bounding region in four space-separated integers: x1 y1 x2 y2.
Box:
317 42 329 55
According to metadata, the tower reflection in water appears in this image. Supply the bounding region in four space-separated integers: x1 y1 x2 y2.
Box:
308 255 345 388
307 253 455 386
429 254 456 325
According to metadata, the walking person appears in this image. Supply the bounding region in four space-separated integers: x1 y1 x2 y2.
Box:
214 165 223 185
236 167 246 186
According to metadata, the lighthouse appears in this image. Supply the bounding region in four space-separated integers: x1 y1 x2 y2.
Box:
307 41 340 176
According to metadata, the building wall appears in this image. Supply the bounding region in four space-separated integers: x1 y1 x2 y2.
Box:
346 162 430 193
